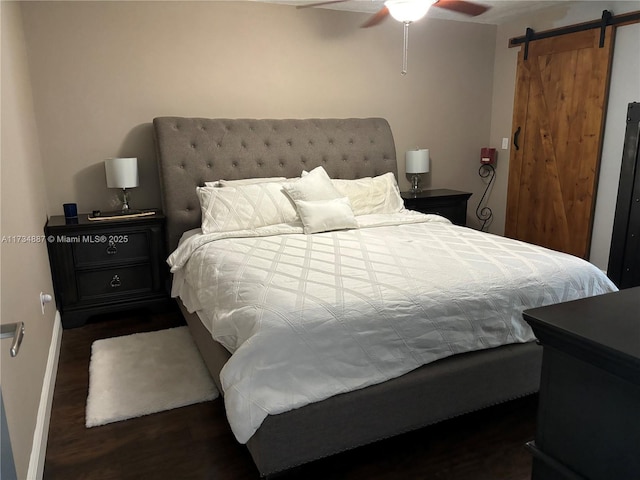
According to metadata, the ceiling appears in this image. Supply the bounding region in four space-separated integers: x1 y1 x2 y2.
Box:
252 0 576 25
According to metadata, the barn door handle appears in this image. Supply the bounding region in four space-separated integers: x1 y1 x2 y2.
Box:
513 126 521 151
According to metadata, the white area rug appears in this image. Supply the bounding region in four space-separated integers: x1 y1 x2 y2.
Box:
86 326 218 428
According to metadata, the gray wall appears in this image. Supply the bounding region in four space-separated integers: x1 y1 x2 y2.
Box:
1 2 57 479
20 1 497 223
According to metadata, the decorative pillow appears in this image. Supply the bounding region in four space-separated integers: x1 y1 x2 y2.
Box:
294 197 358 234
282 166 341 202
332 172 404 216
204 177 287 187
197 182 298 234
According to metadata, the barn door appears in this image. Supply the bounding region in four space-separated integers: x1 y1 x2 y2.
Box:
505 26 615 258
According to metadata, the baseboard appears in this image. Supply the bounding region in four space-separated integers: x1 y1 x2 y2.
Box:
27 311 62 480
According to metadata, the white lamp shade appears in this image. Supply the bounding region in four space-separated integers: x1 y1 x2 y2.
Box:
405 149 430 174
105 157 139 189
385 0 435 23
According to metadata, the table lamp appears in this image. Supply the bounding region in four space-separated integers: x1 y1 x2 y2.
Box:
105 157 138 212
406 149 430 194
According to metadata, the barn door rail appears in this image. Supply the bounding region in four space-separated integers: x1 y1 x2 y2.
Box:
510 9 640 59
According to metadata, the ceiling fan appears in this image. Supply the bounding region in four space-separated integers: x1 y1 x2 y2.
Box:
297 0 490 74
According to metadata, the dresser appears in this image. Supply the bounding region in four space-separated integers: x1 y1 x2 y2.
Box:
401 189 471 226
523 288 640 480
45 212 169 328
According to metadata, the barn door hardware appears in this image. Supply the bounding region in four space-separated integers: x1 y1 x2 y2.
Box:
599 10 613 47
523 28 534 61
509 9 640 59
513 126 521 151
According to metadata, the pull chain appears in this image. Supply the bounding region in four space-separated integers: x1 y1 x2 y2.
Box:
401 21 411 75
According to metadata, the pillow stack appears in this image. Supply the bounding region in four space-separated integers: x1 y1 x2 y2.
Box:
280 166 357 234
196 167 405 235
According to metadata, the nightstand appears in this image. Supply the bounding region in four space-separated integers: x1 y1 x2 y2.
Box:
45 211 169 328
401 189 472 226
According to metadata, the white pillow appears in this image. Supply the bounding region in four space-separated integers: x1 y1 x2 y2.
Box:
294 197 358 234
332 172 404 216
197 182 298 234
282 166 341 202
204 177 287 187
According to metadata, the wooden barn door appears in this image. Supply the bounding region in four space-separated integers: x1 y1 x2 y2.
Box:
505 27 615 258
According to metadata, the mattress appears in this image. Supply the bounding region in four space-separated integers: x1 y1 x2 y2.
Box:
168 211 617 443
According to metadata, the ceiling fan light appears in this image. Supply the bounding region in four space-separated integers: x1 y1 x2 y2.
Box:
384 0 435 23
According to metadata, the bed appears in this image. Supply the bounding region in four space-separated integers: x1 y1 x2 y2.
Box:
152 117 617 477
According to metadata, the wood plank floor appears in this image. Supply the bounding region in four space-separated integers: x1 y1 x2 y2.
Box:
45 306 538 480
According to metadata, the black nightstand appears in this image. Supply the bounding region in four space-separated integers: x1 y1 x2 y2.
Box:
401 189 472 226
45 211 169 328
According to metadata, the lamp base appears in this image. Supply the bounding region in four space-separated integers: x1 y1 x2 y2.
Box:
410 174 422 194
121 188 131 212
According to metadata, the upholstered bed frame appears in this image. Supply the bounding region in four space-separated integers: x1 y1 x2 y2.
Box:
153 117 542 477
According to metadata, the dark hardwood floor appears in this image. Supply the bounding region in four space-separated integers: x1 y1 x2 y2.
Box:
45 306 538 480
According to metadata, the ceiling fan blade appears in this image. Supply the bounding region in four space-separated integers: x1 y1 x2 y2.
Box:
361 6 390 28
296 0 350 9
434 0 490 17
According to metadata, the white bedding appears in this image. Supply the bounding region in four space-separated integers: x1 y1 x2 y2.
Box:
168 211 617 443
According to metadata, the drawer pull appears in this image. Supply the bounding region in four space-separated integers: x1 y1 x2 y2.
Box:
106 241 118 255
110 275 121 288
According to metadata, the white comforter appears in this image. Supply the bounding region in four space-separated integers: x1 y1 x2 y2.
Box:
168 211 617 443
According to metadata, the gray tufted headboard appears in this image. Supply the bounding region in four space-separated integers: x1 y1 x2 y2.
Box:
153 117 397 252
